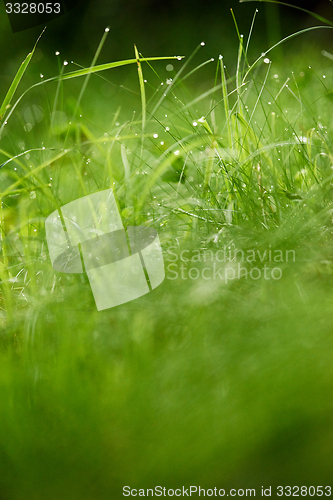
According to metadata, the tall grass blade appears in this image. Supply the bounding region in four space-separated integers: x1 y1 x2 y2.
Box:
242 26 333 82
0 28 45 120
0 55 184 138
74 28 110 116
239 0 333 27
134 45 146 135
220 56 233 149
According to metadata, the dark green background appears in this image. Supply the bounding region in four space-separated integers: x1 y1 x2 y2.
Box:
0 0 332 72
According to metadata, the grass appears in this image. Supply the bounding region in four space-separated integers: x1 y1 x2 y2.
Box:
0 14 333 498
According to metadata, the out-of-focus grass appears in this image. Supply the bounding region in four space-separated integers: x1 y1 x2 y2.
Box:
0 20 333 498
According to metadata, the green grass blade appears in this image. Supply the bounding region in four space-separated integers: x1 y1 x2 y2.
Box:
59 56 184 81
220 56 233 149
239 0 333 27
243 26 333 82
74 27 110 116
134 45 146 134
0 28 45 120
0 55 184 138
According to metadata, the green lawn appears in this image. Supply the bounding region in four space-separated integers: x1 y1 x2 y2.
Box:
0 16 333 498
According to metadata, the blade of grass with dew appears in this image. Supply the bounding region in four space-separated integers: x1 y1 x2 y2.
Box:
0 55 184 140
74 28 111 118
242 25 333 82
237 62 272 164
239 0 333 27
220 56 233 150
244 8 259 63
147 43 203 125
0 28 46 121
134 45 146 134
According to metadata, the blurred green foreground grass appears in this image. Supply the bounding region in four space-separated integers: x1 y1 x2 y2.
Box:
0 21 333 498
